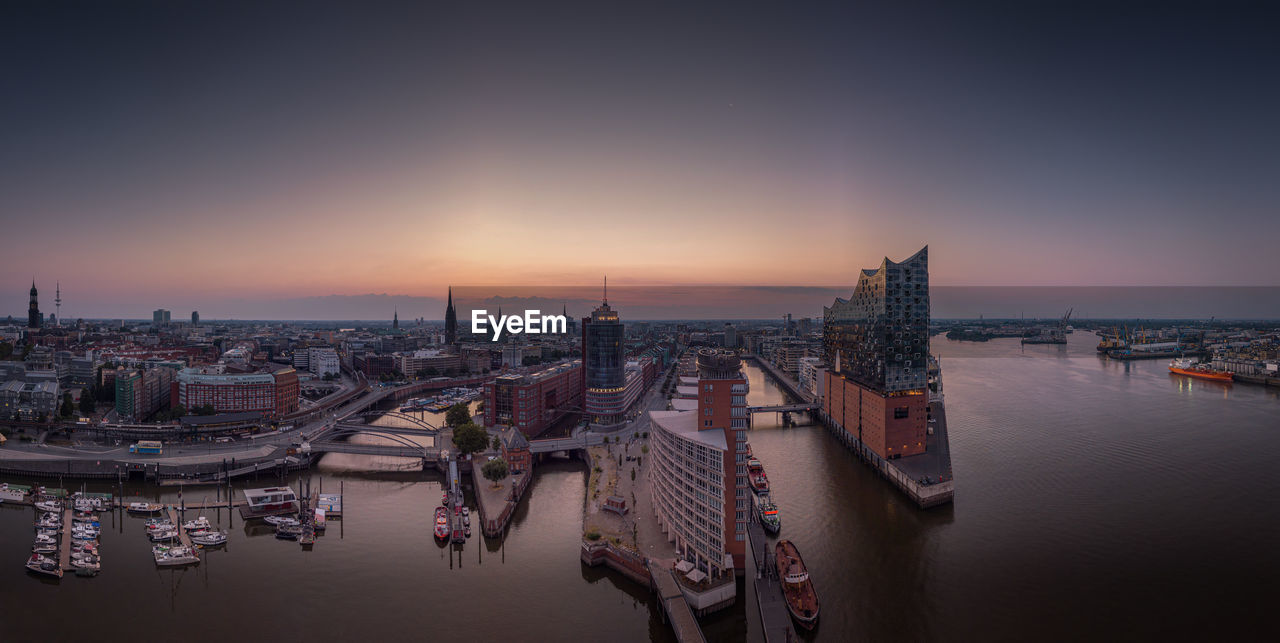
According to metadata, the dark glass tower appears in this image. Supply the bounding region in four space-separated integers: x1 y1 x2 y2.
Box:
823 246 930 393
27 280 41 329
583 292 625 390
444 286 457 345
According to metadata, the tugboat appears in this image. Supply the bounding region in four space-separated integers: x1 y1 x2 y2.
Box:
1168 358 1234 383
748 458 770 495
775 540 819 630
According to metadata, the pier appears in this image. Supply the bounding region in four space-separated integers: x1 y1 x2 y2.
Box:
747 508 796 643
647 560 707 643
167 507 195 549
58 507 73 572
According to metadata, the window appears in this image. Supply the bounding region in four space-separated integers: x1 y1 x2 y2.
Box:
894 406 909 419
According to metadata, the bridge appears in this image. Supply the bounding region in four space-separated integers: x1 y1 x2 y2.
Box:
747 402 819 414
528 432 607 454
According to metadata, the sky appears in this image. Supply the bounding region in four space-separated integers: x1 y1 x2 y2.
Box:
2 1 1278 319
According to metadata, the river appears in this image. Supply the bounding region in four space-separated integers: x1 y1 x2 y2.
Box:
3 334 1278 641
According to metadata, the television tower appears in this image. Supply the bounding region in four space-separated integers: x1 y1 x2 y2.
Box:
55 282 62 327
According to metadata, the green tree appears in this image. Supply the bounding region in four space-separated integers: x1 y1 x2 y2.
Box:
451 422 489 457
195 404 216 416
0 342 13 360
445 402 471 428
491 435 502 450
60 393 74 419
481 457 509 488
416 367 438 379
78 393 96 415
171 404 187 418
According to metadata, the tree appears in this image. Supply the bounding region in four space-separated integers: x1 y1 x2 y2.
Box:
491 435 502 450
0 342 12 360
416 367 438 379
451 422 489 457
79 393 96 414
60 393 74 419
445 402 471 428
171 404 187 418
195 404 216 416
481 457 509 489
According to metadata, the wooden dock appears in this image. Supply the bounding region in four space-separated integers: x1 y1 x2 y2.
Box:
166 507 194 549
647 561 707 643
59 508 73 572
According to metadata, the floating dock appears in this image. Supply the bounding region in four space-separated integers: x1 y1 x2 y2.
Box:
59 507 73 572
167 507 195 549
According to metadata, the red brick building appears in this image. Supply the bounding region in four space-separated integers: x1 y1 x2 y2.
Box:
483 360 583 438
823 374 927 459
273 368 300 417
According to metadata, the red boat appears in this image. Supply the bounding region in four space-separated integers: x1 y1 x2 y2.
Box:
433 507 449 540
748 458 769 494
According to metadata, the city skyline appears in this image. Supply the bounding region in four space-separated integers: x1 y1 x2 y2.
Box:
3 1 1278 313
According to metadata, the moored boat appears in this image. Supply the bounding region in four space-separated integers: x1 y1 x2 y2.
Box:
1168 358 1234 383
25 553 62 578
34 500 61 513
275 523 303 540
434 507 449 540
747 459 770 494
153 545 199 567
775 539 819 629
191 530 228 547
756 496 781 535
127 502 163 514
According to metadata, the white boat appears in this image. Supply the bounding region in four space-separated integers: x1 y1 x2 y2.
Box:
182 516 212 532
35 515 61 529
262 515 299 527
34 500 61 513
191 530 228 547
128 502 163 513
461 506 470 517
241 487 298 516
34 533 57 546
25 554 62 578
73 513 99 523
31 542 56 555
70 556 100 572
462 513 471 527
149 528 178 542
153 545 199 567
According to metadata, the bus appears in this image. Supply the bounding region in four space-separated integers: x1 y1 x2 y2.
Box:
129 440 163 455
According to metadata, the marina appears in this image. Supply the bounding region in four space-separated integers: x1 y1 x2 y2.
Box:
4 337 1280 641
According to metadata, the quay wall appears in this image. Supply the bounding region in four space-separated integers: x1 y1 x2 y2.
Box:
581 541 653 589
817 409 954 508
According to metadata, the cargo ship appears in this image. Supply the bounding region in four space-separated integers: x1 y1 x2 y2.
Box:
775 539 819 629
1169 358 1233 383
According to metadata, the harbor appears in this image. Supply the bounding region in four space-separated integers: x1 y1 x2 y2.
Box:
4 337 1280 640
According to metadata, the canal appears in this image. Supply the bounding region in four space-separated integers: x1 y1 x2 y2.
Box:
3 334 1279 641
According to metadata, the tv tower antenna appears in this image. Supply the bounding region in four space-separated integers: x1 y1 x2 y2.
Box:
55 282 62 327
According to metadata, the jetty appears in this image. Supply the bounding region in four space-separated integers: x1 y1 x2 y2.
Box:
647 560 707 643
747 509 795 643
58 507 73 572
167 507 195 549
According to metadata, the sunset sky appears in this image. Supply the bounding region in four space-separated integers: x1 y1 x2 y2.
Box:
2 1 1277 319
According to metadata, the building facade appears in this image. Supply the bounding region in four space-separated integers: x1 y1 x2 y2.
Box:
647 349 749 582
483 360 583 437
823 246 930 459
173 369 276 415
583 295 627 425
